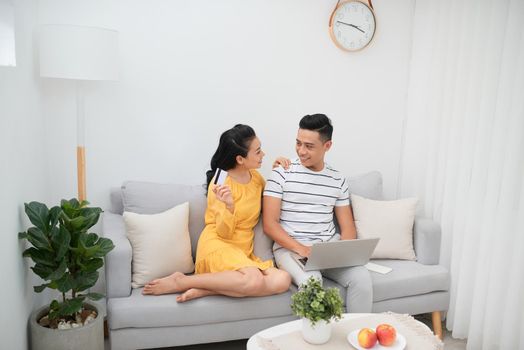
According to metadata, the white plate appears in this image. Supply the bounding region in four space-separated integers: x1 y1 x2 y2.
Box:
347 329 406 350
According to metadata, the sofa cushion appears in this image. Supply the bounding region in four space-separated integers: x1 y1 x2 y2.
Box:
110 187 124 214
103 212 132 298
107 288 295 330
253 221 273 261
121 181 207 257
347 171 383 200
352 194 418 260
124 203 195 288
370 260 450 302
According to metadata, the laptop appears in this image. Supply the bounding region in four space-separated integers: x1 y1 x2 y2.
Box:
292 238 379 271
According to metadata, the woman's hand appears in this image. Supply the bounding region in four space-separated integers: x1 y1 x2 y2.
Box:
213 185 235 213
273 157 291 170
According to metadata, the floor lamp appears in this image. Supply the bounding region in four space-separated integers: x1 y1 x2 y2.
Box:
39 24 119 201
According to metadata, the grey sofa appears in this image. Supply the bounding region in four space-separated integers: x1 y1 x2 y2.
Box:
103 171 449 349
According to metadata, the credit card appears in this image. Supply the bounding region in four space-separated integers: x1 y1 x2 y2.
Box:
213 168 228 186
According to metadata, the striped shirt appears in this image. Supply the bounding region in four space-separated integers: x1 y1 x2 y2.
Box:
263 159 350 243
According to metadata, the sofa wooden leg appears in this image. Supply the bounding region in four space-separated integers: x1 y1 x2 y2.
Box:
431 311 443 340
104 319 109 338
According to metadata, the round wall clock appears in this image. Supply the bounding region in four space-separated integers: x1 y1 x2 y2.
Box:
329 0 376 52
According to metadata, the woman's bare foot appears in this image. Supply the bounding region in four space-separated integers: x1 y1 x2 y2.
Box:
176 288 217 302
142 272 186 295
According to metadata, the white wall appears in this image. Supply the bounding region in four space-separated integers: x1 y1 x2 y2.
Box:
39 0 415 210
0 0 51 348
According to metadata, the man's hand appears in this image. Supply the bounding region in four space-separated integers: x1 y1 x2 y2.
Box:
296 245 312 258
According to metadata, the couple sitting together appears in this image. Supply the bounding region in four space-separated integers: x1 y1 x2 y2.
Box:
143 114 371 312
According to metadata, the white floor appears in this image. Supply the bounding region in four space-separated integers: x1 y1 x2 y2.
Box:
104 313 468 350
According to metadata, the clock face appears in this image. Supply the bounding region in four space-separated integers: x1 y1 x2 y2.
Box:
330 1 376 51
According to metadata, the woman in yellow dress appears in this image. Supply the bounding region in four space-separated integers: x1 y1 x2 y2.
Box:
143 124 291 302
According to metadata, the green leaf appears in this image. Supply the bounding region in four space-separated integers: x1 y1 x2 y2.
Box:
290 276 343 325
84 233 99 247
24 202 49 231
34 283 49 293
49 309 59 320
22 247 55 267
50 297 85 319
68 216 86 231
55 274 74 293
74 271 99 292
46 259 68 281
48 299 60 320
50 226 71 261
18 232 28 240
31 264 54 280
59 297 84 317
79 258 103 272
79 206 101 217
79 208 102 229
48 206 62 228
79 238 99 258
26 227 52 251
92 237 115 258
61 198 80 210
67 223 81 247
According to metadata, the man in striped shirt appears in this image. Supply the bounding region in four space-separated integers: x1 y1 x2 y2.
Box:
263 114 372 312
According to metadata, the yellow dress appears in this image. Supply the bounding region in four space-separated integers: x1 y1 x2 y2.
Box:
195 169 274 274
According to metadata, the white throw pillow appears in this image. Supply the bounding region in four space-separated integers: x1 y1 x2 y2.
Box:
351 194 418 260
124 202 195 288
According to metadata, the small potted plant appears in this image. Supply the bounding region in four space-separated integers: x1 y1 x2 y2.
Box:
19 199 114 350
290 276 344 344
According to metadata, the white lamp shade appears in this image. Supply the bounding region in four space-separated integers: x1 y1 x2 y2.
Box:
40 24 119 81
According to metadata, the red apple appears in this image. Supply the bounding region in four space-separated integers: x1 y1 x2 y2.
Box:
376 323 397 346
358 328 378 348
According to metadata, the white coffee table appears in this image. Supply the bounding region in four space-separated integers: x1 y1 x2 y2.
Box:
246 313 432 350
247 313 367 350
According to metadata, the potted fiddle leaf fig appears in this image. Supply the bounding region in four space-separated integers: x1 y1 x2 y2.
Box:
19 199 114 350
290 276 344 345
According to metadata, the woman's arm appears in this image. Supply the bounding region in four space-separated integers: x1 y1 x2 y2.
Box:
272 157 291 169
211 185 237 239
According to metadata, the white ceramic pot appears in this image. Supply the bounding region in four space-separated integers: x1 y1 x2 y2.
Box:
29 302 104 350
301 318 332 345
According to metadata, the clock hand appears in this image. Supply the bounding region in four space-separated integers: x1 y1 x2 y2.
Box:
336 21 365 34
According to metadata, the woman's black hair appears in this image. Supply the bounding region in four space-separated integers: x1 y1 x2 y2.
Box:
205 124 257 192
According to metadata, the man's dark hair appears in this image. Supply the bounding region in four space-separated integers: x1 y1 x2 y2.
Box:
299 114 333 142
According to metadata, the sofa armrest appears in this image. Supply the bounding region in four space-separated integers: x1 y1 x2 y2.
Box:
413 217 441 265
103 212 132 298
